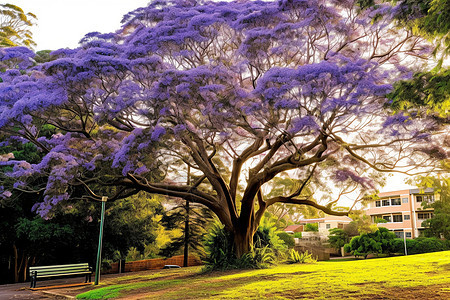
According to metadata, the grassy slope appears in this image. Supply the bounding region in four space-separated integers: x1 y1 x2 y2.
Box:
77 251 450 299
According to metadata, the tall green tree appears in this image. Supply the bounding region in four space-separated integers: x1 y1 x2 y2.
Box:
0 4 36 48
328 228 350 255
160 202 213 259
383 0 450 120
414 176 450 239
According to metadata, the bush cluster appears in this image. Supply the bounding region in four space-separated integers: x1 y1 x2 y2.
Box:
203 218 296 271
343 227 396 258
344 227 450 258
392 237 450 254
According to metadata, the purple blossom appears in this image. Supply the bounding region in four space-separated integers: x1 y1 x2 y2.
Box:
2 190 12 198
0 47 35 69
383 114 411 127
151 126 166 141
334 169 375 189
289 116 319 134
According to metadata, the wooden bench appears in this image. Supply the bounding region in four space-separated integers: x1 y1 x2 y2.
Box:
29 263 92 288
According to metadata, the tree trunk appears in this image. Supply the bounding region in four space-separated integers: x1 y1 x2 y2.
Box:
233 224 254 258
183 199 190 267
13 244 18 283
23 256 29 282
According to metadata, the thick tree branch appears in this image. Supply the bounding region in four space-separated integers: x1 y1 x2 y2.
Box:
266 196 349 216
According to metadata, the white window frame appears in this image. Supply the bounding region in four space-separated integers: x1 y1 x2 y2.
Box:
392 215 403 223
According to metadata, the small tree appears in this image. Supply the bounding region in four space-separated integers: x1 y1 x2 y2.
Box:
415 176 450 240
328 228 350 255
344 227 396 258
304 223 319 232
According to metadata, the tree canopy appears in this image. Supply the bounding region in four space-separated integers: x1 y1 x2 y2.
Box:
0 0 446 256
385 0 450 121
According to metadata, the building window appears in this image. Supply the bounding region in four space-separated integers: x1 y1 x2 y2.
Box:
393 215 403 222
423 195 434 202
326 224 331 229
402 197 408 203
418 213 433 220
391 198 401 206
404 215 410 220
416 195 434 203
382 199 390 206
394 231 403 238
382 215 391 222
405 232 412 238
375 200 381 207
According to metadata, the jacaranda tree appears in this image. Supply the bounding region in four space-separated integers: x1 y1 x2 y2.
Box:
0 0 446 256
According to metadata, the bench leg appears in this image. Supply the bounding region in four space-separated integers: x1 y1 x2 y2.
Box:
30 275 36 288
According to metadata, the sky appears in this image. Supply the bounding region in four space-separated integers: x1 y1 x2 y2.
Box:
14 0 150 51
12 0 418 194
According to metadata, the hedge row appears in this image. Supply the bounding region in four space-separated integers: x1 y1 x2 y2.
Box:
392 237 450 255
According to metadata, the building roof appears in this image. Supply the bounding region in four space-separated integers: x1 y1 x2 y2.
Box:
284 225 302 232
409 188 434 194
297 218 325 224
323 215 353 222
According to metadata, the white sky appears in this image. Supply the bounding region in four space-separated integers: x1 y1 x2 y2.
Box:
12 0 418 195
13 0 150 51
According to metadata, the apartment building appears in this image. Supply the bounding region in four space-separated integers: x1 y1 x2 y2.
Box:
364 188 435 238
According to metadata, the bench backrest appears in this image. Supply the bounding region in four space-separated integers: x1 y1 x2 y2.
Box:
29 263 91 278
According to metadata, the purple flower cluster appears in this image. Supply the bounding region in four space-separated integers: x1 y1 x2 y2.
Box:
334 169 375 190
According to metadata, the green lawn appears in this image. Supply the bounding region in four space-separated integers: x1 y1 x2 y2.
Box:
77 251 450 299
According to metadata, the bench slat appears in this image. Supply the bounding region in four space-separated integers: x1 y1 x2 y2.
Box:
33 269 90 275
30 267 89 273
30 263 89 271
34 271 91 278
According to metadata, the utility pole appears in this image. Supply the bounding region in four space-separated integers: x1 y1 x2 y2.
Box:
95 196 107 285
183 165 190 267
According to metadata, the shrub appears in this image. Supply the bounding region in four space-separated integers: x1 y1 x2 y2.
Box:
391 237 450 255
250 245 275 268
328 228 350 255
343 227 396 258
203 220 280 271
125 247 143 261
203 221 240 271
374 217 388 223
277 232 295 248
287 249 316 264
304 223 318 232
254 216 287 254
293 232 302 239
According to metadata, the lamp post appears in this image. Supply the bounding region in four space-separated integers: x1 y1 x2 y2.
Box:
183 165 190 268
94 196 107 285
403 231 408 256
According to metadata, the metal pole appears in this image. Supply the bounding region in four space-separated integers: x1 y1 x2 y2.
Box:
403 231 408 256
183 165 190 268
95 196 107 285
